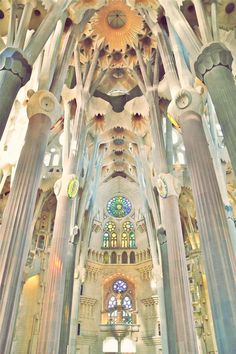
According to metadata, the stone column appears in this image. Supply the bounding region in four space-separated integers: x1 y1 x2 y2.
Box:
0 90 61 354
157 177 198 354
36 173 79 354
194 42 236 175
0 47 31 138
157 227 177 354
67 267 83 354
169 87 236 353
59 232 78 354
149 107 198 353
67 151 103 354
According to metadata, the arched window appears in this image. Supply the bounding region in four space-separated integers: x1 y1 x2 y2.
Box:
129 231 136 248
105 279 134 325
103 232 109 248
102 221 117 248
130 251 135 264
111 232 117 248
122 221 136 248
122 251 128 264
108 296 117 309
103 252 109 264
111 251 117 264
121 232 128 248
122 295 132 309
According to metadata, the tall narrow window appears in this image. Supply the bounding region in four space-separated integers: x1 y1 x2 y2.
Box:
103 252 109 264
130 251 135 264
122 251 128 264
102 221 117 248
111 251 117 264
122 221 136 248
121 232 128 248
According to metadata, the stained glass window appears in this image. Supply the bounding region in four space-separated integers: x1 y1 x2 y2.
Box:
106 279 134 325
129 231 136 248
106 196 132 218
122 295 132 309
103 232 109 248
122 221 136 248
108 296 117 309
113 279 127 293
102 221 117 248
111 232 117 247
121 232 128 248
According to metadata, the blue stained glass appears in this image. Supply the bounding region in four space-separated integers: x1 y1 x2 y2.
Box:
107 196 132 218
113 279 127 293
122 295 132 309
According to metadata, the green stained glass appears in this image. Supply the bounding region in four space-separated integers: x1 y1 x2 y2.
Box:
122 221 136 248
103 221 117 248
107 196 132 218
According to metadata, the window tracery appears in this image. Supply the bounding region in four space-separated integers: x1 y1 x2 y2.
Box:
106 196 132 218
102 221 117 248
105 279 134 325
122 220 136 248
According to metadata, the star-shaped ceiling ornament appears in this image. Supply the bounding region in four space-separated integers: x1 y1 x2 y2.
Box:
91 0 144 52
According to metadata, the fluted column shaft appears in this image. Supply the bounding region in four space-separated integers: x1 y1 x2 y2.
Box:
0 48 31 138
36 106 85 353
37 194 74 354
195 42 236 175
150 105 198 354
157 228 177 354
59 240 77 354
67 272 82 354
179 111 236 353
0 114 51 354
160 194 198 354
67 149 103 354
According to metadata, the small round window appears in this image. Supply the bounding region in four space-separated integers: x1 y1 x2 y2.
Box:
112 279 127 293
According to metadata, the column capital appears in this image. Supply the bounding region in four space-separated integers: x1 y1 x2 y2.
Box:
54 174 79 199
155 173 181 198
0 47 31 85
168 87 205 123
194 42 233 82
27 90 62 124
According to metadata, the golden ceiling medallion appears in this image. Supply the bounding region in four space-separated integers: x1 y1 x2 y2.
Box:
91 0 144 51
107 10 127 28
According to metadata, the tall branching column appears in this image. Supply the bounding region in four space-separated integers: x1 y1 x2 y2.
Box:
59 140 99 354
0 91 61 354
169 88 236 353
195 43 236 176
134 47 198 353
135 150 170 354
36 46 100 353
67 147 103 354
156 173 198 354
